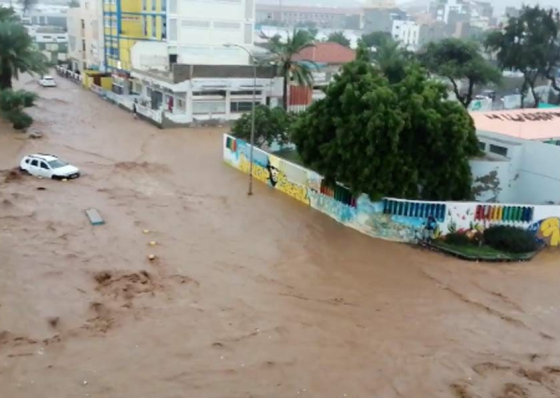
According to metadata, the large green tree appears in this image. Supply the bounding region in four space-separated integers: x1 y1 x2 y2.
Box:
291 49 479 201
421 38 501 108
231 105 294 148
0 20 47 89
327 31 350 47
267 29 316 109
485 6 560 107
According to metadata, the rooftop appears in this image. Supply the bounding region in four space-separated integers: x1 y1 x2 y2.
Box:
471 108 560 141
293 42 356 65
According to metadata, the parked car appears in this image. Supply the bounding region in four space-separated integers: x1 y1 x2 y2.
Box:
20 154 80 180
39 76 56 87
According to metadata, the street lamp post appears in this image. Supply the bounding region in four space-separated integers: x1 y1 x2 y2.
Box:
225 43 257 196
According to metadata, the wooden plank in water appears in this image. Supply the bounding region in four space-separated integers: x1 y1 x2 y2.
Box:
85 208 104 226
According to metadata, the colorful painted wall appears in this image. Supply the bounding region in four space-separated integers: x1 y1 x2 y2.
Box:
223 134 560 247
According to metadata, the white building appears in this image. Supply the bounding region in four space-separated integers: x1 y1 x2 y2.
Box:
66 1 104 72
470 108 560 204
131 0 257 71
391 20 420 51
125 0 284 126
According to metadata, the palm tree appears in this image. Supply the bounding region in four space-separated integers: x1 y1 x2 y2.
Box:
19 0 38 15
371 39 410 84
0 21 47 90
268 29 316 110
0 8 16 22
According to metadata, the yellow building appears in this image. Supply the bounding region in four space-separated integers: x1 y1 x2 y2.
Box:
103 0 167 72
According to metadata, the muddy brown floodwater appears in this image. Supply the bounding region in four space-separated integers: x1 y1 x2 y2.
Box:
1 76 560 398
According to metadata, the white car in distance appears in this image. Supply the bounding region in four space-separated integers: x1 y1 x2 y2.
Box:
39 76 56 87
20 154 80 180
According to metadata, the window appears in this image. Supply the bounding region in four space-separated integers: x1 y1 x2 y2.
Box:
478 142 486 151
192 101 226 115
31 159 39 167
182 20 210 29
193 90 225 97
489 144 508 157
213 21 240 30
231 90 261 96
244 23 252 44
169 19 177 40
231 101 256 113
25 159 30 164
152 16 157 38
40 162 50 170
142 0 146 11
152 0 156 11
162 0 166 11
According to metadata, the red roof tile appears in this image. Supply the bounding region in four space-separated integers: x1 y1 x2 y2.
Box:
292 42 356 65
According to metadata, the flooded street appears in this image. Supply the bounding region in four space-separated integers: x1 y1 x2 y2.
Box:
2 76 560 398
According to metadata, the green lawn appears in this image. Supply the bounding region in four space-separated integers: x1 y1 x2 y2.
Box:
430 240 537 262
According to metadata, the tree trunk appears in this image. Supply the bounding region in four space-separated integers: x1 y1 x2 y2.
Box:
464 79 475 109
0 62 12 90
283 70 289 110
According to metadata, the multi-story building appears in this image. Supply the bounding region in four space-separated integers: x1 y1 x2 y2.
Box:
255 4 361 29
102 0 255 72
102 0 167 72
391 20 420 51
77 0 282 127
363 0 406 34
67 0 103 72
27 26 68 64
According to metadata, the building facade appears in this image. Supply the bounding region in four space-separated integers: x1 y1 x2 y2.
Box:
28 26 68 65
391 20 420 51
67 1 103 72
102 0 167 72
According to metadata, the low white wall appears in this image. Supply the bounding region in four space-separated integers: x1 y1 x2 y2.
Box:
224 134 560 247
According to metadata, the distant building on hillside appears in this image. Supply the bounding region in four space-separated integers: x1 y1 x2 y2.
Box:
255 4 362 29
362 2 406 34
392 20 420 51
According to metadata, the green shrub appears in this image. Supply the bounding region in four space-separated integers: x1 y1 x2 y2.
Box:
446 232 472 246
483 225 537 254
7 112 32 130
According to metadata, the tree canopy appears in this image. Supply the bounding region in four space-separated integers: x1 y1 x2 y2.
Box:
361 31 392 49
327 31 350 47
421 38 501 108
0 20 48 89
231 105 294 148
291 49 479 201
485 5 560 107
370 39 411 84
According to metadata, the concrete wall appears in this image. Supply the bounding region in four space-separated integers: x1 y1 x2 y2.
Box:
224 134 560 247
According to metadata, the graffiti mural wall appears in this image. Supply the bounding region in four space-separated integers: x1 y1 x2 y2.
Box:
223 135 560 247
